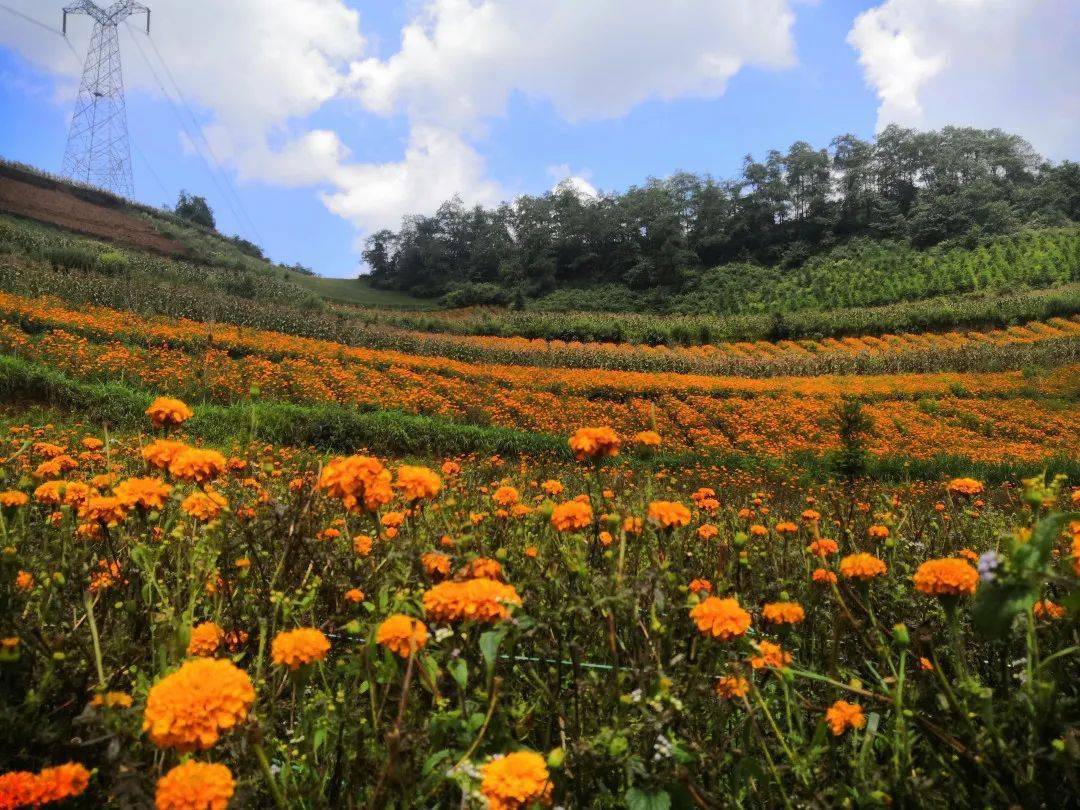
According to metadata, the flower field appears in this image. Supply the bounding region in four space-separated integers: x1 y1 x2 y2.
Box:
0 270 1079 808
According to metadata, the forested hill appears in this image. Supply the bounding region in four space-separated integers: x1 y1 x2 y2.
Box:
361 126 1080 312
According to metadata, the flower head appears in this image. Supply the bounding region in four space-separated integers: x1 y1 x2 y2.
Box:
319 455 393 512
913 558 978 597
947 477 984 497
633 430 661 448
187 622 224 657
551 500 593 532
839 552 887 581
168 448 226 484
422 578 523 624
146 397 194 428
647 500 691 529
568 427 620 461
271 628 331 670
143 439 187 470
825 700 866 735
376 615 429 658
155 761 234 810
181 489 228 522
480 751 553 810
114 477 172 510
143 658 254 750
715 675 750 700
690 597 751 641
0 491 28 508
748 640 792 669
762 601 805 625
394 465 442 501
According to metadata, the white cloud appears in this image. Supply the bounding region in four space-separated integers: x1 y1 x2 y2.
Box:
849 0 1080 158
350 0 797 130
547 164 598 199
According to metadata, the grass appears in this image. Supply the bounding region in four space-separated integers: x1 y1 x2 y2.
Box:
288 274 434 309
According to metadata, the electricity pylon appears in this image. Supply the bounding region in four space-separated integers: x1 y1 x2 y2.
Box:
60 2 150 197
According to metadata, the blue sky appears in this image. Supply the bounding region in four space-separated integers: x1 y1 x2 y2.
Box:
0 1 1076 278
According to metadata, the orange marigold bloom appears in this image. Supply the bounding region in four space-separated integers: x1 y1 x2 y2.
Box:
825 700 866 735
690 597 751 641
319 455 393 512
187 622 224 657
749 524 768 537
29 763 91 805
0 491 28 508
839 552 887 581
807 538 839 558
423 578 523 624
271 628 331 670
155 761 234 810
689 578 713 595
81 437 103 450
647 500 691 529
801 509 821 522
493 486 520 506
812 568 837 585
181 489 228 522
715 675 750 699
344 588 365 603
868 524 890 539
480 751 553 810
143 439 187 470
14 570 35 590
748 640 792 669
34 455 78 479
762 601 805 625
623 516 643 535
633 430 661 448
0 770 38 806
394 465 442 500
78 495 127 527
143 658 254 751
146 397 194 429
91 691 133 709
462 557 503 580
697 523 719 540
375 614 429 658
947 477 984 497
1033 600 1065 620
169 448 227 484
568 427 621 461
541 479 564 496
551 500 593 532
775 521 798 535
913 558 978 597
353 534 373 556
421 552 452 578
957 548 979 563
114 477 173 510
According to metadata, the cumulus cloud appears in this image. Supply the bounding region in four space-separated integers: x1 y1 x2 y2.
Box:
849 0 1079 158
349 0 797 130
547 164 598 199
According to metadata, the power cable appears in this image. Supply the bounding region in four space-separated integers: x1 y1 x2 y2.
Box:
0 2 81 61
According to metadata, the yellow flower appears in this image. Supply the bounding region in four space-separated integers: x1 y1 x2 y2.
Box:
168 448 226 484
319 455 393 512
181 489 228 522
715 675 749 699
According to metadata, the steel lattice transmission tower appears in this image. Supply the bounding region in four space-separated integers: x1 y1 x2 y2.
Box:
60 2 150 197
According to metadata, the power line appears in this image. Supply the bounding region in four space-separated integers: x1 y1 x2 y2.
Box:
130 137 168 200
142 31 264 245
0 2 81 61
121 21 250 240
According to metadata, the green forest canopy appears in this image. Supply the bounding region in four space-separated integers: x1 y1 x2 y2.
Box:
361 126 1080 311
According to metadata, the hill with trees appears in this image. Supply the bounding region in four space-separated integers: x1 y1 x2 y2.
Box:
362 126 1080 312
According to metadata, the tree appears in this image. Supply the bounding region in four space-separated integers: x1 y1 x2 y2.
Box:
174 191 216 229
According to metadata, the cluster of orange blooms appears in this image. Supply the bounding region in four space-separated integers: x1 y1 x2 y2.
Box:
0 763 90 808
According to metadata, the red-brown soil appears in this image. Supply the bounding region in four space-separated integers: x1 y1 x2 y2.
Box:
0 174 184 255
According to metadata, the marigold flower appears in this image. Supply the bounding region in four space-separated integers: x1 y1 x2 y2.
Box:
187 622 224 657
169 448 226 484
623 516 643 535
353 534 373 556
688 578 712 595
14 569 34 591
421 552 452 578
344 588 365 603
394 465 442 500
143 439 187 470
633 430 661 448
551 500 593 532
78 495 127 527
0 770 38 807
807 538 838 558
114 477 172 510
749 639 792 669
0 491 28 508
839 552 887 581
690 596 751 641
868 524 890 539
34 455 78 479
947 477 984 497
568 427 620 461
319 455 393 512
91 691 133 709
81 437 103 450
143 658 254 751
181 489 228 522
28 763 91 805
375 614 429 658
1033 600 1065 620
749 523 768 537
271 628 331 670
146 397 194 429
762 601 805 625
493 486 520 506
480 751 553 810
155 761 234 810
647 500 691 529
775 521 798 535
825 700 866 735
541 479 564 496
913 558 978 597
423 578 523 624
462 557 503 580
812 568 837 585
697 523 718 540
715 675 750 699
801 509 820 522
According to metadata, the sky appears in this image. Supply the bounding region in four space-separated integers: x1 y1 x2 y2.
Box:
0 0 1076 278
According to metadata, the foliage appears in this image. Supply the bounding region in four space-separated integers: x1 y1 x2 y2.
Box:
173 190 216 230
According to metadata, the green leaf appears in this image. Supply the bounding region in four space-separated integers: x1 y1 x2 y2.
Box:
422 750 451 776
625 788 671 810
478 629 506 678
448 657 468 691
972 581 1035 638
